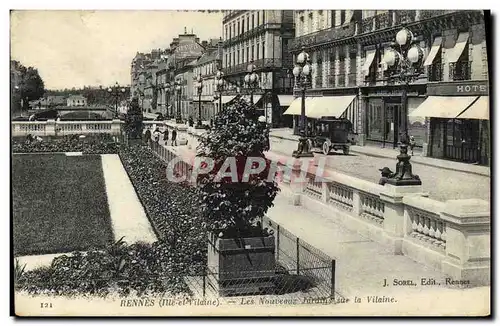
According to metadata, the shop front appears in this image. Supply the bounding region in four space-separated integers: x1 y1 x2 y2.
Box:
409 81 490 165
362 84 427 149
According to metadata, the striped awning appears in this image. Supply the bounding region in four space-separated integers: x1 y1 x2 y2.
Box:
456 96 489 120
409 96 478 118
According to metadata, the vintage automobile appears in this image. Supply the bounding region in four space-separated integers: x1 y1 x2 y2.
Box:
307 117 353 155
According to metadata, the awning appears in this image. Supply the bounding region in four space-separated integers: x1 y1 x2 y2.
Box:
307 95 356 119
213 95 236 104
283 97 314 116
424 36 443 66
241 95 262 104
408 96 478 118
456 96 489 120
363 50 377 76
277 95 295 107
445 32 469 63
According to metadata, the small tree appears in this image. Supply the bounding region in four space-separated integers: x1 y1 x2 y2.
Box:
124 96 143 139
197 98 280 239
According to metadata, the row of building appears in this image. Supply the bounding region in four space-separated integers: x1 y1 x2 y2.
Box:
130 10 489 165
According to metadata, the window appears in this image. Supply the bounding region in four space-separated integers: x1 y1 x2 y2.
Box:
237 50 240 64
316 54 323 88
225 26 228 40
257 42 260 59
367 98 384 140
318 10 324 29
331 10 336 27
251 45 255 61
252 14 254 29
262 10 266 24
247 15 250 31
340 10 346 25
246 47 249 63
262 41 265 59
242 19 245 33
307 13 313 34
237 21 240 35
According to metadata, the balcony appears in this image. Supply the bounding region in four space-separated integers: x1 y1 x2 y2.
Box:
362 12 393 33
419 10 458 20
449 61 472 81
223 23 294 48
394 10 417 25
222 58 283 75
428 63 443 82
288 23 356 52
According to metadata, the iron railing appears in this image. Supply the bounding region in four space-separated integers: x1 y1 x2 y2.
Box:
449 61 472 81
428 63 443 82
288 23 356 52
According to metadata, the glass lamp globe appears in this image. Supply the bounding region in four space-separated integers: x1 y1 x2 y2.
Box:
250 73 257 83
383 49 398 67
396 28 412 46
258 115 266 123
218 79 224 86
244 74 250 83
247 63 254 73
107 88 112 93
293 66 301 77
121 88 126 93
297 51 308 64
407 45 423 63
302 63 311 76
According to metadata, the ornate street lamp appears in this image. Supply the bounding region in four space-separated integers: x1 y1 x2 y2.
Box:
164 82 172 119
244 60 259 105
292 49 313 158
382 27 424 186
215 69 225 115
174 80 182 124
108 82 126 118
195 73 204 129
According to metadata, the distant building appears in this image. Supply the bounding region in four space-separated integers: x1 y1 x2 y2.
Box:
67 95 87 107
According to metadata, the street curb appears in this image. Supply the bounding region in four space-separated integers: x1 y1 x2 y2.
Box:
349 147 490 178
270 134 490 178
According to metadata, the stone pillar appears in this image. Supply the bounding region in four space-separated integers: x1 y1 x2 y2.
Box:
343 45 349 84
357 90 367 146
322 50 328 88
111 119 121 136
441 199 490 286
285 162 308 206
356 43 363 85
46 119 56 136
334 47 340 87
380 184 425 254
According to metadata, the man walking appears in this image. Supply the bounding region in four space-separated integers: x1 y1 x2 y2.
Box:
171 128 177 146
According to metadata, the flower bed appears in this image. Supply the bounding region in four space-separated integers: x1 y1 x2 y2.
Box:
16 143 207 297
12 134 119 154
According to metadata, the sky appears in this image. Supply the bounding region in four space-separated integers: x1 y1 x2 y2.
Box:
10 10 224 90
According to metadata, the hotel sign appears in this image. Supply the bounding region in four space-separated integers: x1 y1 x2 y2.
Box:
427 81 489 96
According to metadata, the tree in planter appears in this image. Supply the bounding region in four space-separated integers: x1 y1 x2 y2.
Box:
124 96 144 140
196 98 280 295
197 98 279 238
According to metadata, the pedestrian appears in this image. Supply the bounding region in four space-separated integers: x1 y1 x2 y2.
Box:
378 167 394 186
164 128 169 144
409 135 416 155
171 128 177 146
153 127 161 143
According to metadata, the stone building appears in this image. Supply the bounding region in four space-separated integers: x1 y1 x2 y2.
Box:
192 39 223 121
67 95 87 107
287 10 489 164
221 10 296 126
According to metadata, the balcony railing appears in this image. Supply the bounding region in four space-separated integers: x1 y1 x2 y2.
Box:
288 23 356 52
374 11 393 30
222 58 283 75
449 61 472 81
428 63 443 82
394 10 417 25
419 10 457 20
223 23 294 48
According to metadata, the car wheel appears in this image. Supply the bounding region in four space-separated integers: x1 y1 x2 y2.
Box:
322 142 330 155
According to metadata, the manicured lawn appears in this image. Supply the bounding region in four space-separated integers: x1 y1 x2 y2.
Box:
12 154 114 256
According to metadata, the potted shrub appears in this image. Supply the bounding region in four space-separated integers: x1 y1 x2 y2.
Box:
196 98 280 296
124 96 143 144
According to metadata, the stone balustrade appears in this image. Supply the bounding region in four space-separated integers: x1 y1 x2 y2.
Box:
145 122 490 286
12 119 123 137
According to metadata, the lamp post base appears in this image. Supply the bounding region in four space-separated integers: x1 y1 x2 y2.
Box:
292 136 314 158
175 116 182 124
386 144 422 186
195 120 205 129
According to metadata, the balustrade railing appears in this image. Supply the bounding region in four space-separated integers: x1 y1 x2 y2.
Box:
289 23 355 51
407 207 447 251
327 182 354 212
374 12 392 30
359 192 384 226
305 174 323 200
11 120 122 137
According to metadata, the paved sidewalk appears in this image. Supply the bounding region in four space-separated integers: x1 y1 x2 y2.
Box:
266 191 489 301
270 128 490 177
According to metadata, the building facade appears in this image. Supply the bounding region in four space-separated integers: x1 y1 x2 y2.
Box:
287 10 489 164
221 10 296 126
192 39 223 121
67 95 87 107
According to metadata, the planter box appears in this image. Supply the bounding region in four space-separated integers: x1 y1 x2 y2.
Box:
207 233 276 296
